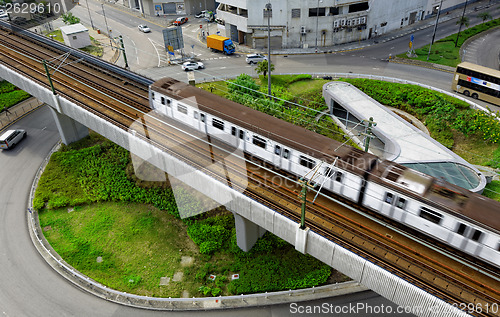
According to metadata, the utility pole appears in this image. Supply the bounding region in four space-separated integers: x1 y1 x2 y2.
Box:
266 3 272 98
42 60 56 95
118 35 128 69
427 0 443 61
362 117 376 152
298 178 310 230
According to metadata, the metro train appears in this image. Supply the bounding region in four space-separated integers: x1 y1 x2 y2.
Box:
149 77 500 268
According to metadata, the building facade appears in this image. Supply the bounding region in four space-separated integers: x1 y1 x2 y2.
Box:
214 0 479 49
125 0 217 17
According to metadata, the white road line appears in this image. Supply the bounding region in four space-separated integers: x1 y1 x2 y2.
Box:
123 35 139 65
149 39 164 68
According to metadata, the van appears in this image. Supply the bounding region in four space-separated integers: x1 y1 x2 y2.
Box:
246 54 267 64
0 129 26 149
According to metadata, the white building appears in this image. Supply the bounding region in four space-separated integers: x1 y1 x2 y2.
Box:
214 0 479 49
60 23 91 49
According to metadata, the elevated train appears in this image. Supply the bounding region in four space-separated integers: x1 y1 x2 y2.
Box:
149 78 500 268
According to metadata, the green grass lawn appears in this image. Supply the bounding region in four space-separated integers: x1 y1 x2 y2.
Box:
398 19 500 67
0 80 31 112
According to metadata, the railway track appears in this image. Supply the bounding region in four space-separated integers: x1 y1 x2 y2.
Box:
1 28 499 316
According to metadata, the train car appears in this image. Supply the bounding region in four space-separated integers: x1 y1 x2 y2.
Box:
149 78 500 268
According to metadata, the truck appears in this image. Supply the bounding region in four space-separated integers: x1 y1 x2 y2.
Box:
206 34 235 55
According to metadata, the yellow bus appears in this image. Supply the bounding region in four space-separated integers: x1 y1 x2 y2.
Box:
452 62 500 106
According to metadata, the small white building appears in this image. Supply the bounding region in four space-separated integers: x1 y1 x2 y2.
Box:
60 23 91 49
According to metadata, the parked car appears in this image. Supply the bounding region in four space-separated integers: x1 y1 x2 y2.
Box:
173 17 188 25
138 24 151 33
0 129 26 150
195 11 206 18
181 61 204 71
246 53 267 64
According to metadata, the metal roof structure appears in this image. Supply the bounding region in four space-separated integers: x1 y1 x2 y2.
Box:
322 81 486 193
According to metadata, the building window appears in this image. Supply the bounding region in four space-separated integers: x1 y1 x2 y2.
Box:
471 229 483 242
456 223 467 236
73 35 77 40
329 7 339 16
252 136 266 149
177 104 188 115
309 7 326 17
291 8 300 18
299 156 315 169
212 118 224 130
349 2 369 13
384 192 394 204
419 207 442 225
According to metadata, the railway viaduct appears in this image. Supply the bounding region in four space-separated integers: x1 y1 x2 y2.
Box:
0 28 475 317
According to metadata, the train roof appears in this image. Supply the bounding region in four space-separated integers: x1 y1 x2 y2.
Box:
370 161 500 234
150 78 376 175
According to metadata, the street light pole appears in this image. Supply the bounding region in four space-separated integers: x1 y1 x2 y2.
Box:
266 3 272 98
427 0 443 61
84 0 95 29
315 0 320 53
101 3 113 49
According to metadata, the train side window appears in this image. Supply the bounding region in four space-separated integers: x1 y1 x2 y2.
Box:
200 113 205 122
324 167 334 178
384 192 394 204
456 223 467 236
335 172 343 182
177 105 188 115
283 149 290 159
239 130 244 139
194 111 198 119
166 99 171 106
419 207 442 225
497 242 500 252
299 156 315 169
161 97 165 105
151 92 155 100
470 229 483 242
396 197 406 209
252 136 267 149
231 127 237 136
274 145 281 155
212 118 224 130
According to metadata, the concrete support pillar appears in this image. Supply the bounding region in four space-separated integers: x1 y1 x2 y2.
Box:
232 212 267 252
49 107 89 145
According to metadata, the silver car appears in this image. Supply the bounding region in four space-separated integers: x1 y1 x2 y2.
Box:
0 129 27 149
246 54 267 64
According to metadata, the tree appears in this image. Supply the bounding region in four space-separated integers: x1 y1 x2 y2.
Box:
454 16 469 47
255 60 274 78
62 12 80 25
477 12 492 24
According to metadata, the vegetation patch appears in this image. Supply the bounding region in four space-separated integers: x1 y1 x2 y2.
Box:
0 81 31 112
36 133 339 297
399 18 500 67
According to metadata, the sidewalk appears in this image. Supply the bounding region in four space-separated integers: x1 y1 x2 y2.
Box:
0 97 44 132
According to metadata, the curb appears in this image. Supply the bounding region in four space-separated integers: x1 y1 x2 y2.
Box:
26 142 368 311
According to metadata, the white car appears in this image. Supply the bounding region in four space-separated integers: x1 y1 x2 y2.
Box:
195 10 206 18
246 53 267 64
181 61 204 71
0 129 26 149
138 24 151 33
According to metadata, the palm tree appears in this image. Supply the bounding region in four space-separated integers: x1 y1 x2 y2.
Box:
255 60 274 78
454 16 469 47
478 12 492 24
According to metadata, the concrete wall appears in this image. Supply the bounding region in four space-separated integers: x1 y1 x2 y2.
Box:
62 32 91 49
